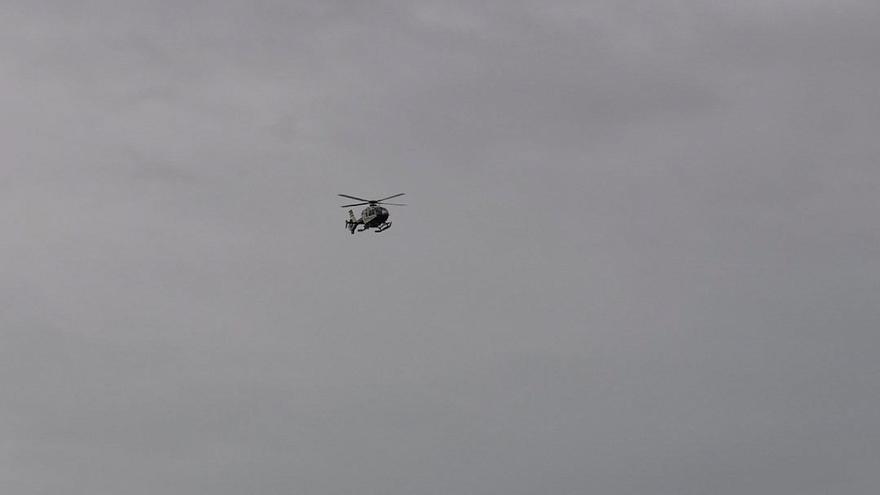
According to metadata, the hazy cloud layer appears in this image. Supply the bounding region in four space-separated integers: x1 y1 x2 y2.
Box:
2 1 879 494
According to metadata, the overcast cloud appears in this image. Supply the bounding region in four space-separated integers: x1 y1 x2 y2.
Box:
2 1 879 494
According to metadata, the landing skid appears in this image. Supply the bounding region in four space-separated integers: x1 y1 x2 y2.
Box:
375 222 392 233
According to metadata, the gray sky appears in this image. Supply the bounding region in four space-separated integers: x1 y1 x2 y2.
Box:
2 1 879 494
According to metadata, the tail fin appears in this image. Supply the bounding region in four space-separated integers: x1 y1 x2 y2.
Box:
346 209 358 233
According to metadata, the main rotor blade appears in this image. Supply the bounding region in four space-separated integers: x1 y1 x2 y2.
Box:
376 193 405 202
340 202 370 208
378 202 407 206
338 194 371 202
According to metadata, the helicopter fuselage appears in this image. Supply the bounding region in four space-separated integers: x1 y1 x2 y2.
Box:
360 205 389 227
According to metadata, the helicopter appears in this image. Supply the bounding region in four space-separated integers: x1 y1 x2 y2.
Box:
339 193 406 234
